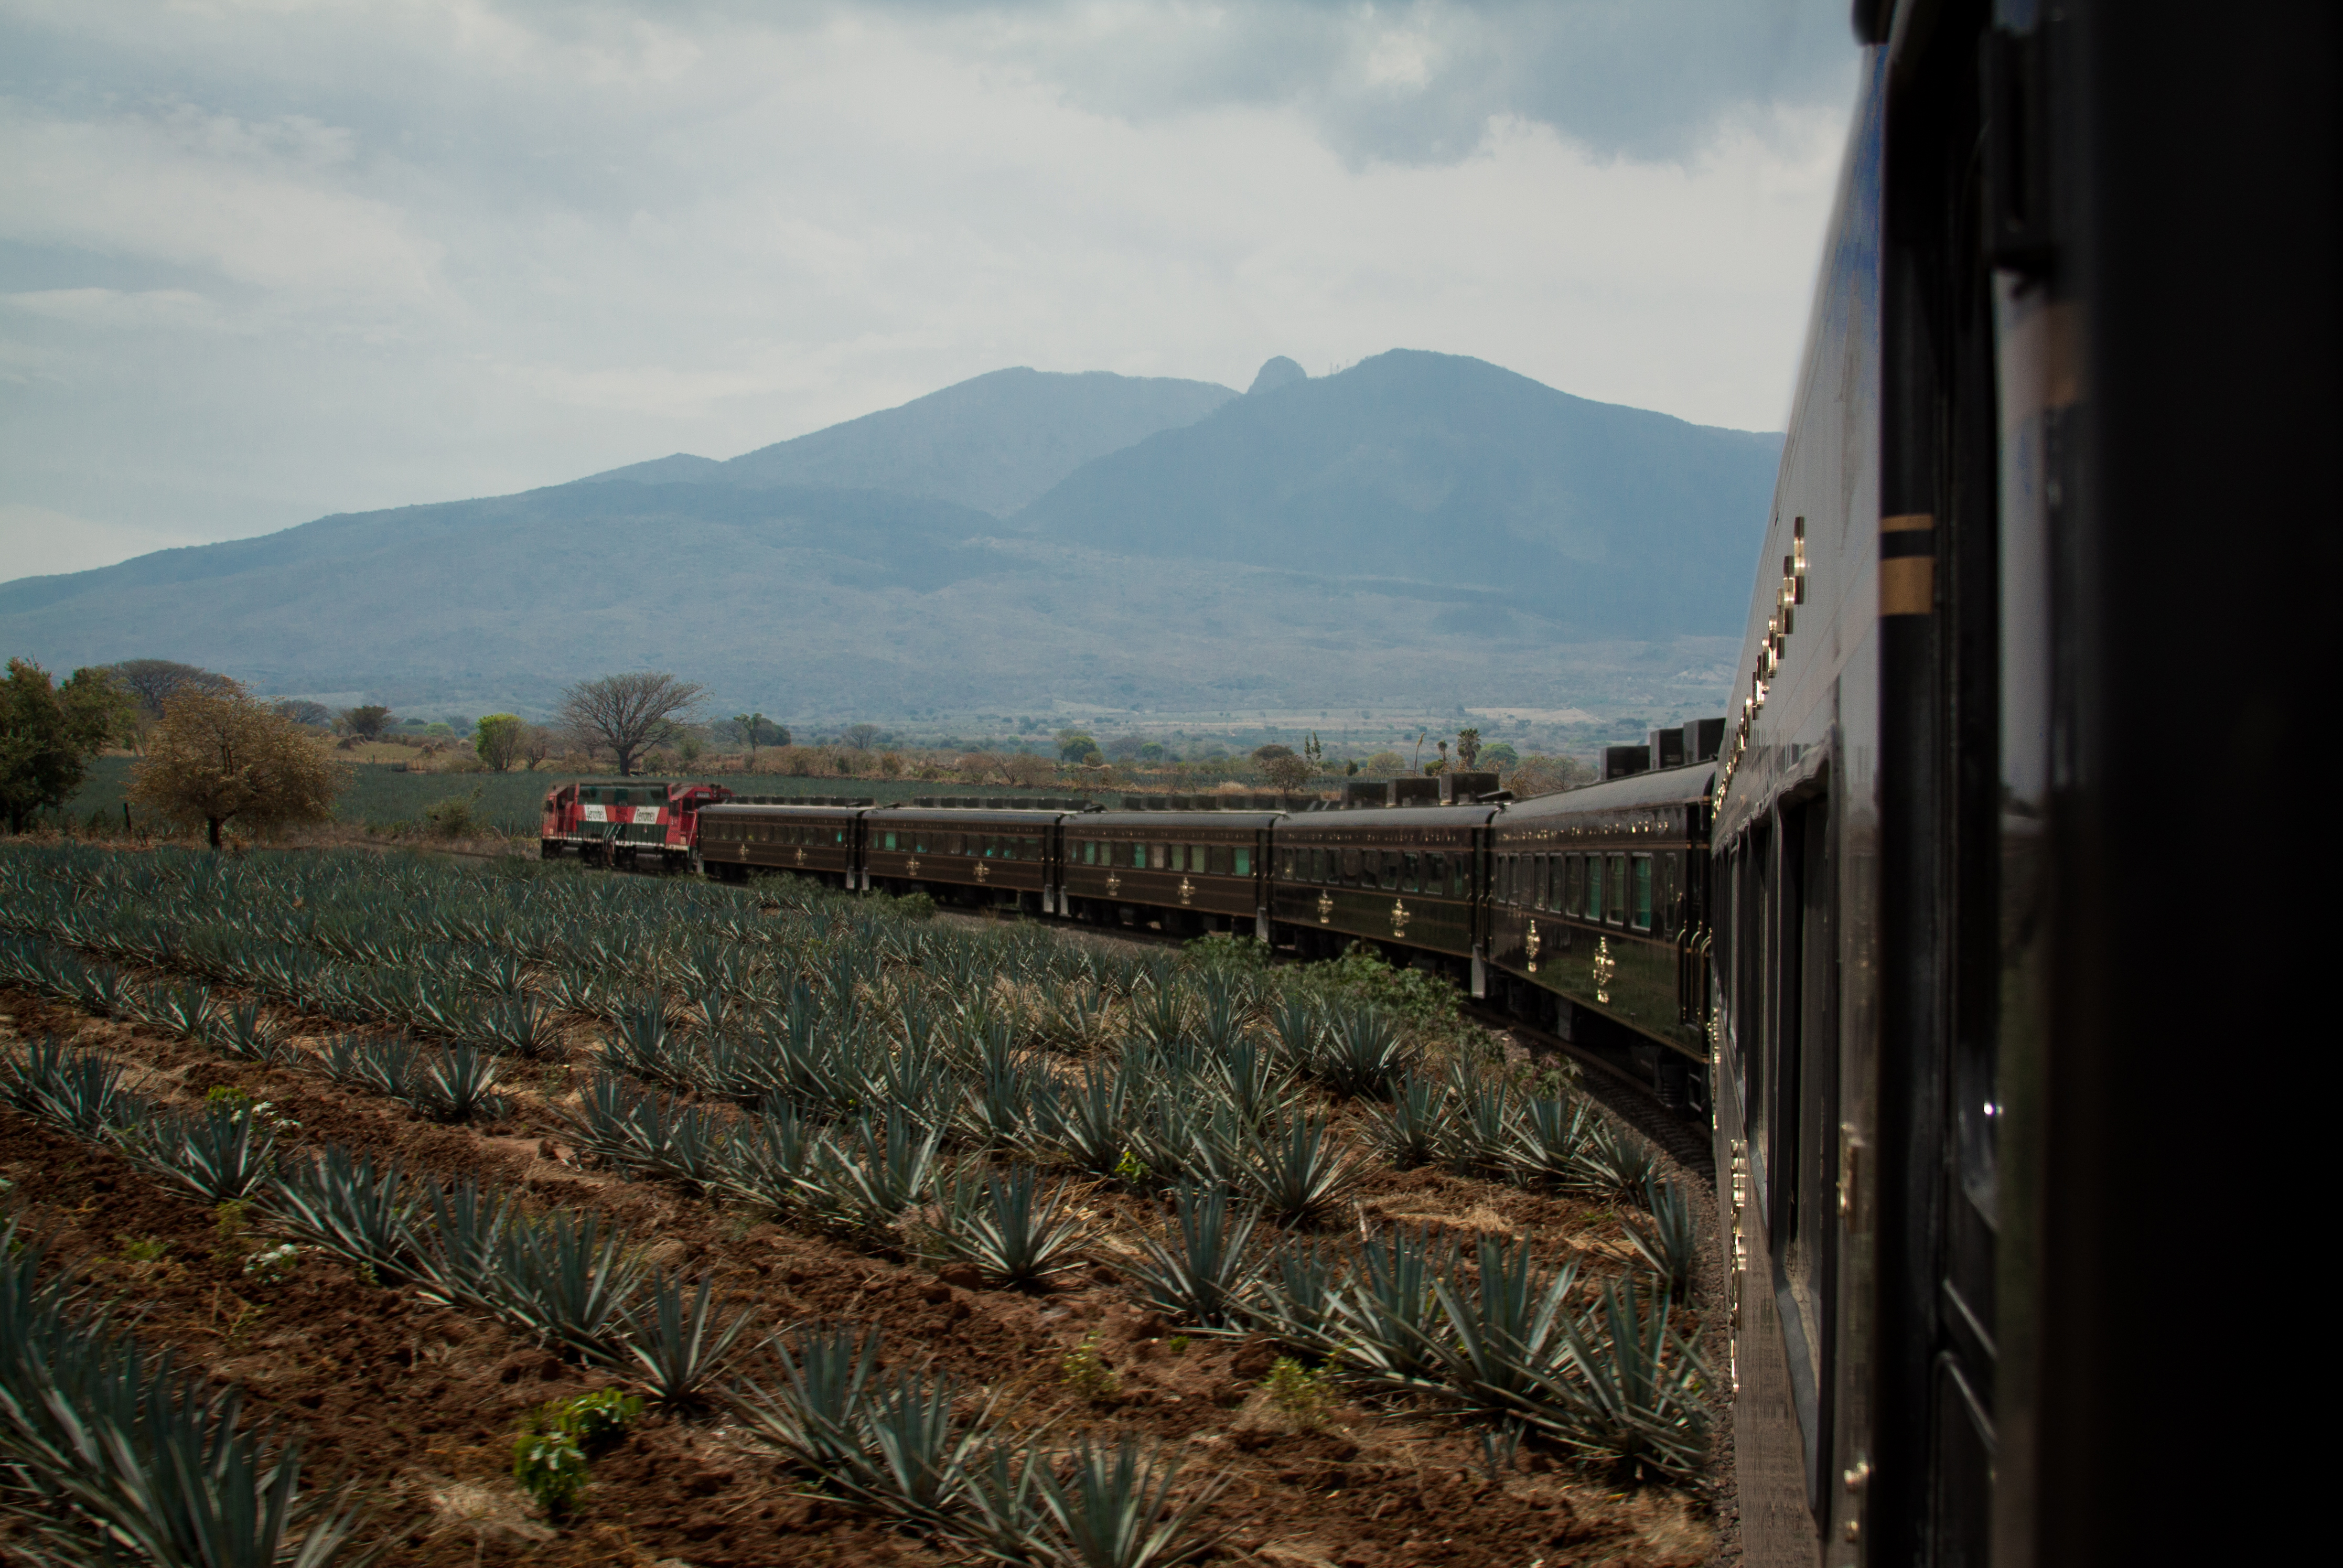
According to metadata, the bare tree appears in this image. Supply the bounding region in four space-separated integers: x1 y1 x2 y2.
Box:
843 722 882 750
520 724 556 771
104 660 238 729
557 672 706 777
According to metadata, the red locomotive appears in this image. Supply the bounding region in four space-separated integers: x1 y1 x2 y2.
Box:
540 779 733 872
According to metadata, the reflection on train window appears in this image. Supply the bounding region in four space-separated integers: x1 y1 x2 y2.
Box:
1380 851 1401 892
1082 841 1097 865
1607 855 1628 923
1145 844 1163 869
882 831 898 851
1564 855 1584 917
1171 845 1188 872
1424 852 1445 895
1398 852 1416 892
1340 847 1360 884
1233 846 1252 875
1581 855 1600 919
1631 854 1652 931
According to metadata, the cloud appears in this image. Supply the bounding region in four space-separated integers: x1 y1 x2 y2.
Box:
1 287 225 330
0 0 1857 582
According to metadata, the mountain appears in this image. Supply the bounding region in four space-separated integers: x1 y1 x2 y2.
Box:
1016 349 1782 637
585 367 1237 517
0 352 1778 719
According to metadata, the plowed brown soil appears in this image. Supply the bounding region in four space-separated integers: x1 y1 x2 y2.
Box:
0 982 1718 1567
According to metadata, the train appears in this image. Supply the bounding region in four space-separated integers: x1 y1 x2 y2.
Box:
537 2 2332 1559
541 751 1728 1114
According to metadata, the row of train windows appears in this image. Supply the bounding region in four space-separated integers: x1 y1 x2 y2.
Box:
1072 841 1254 875
879 831 1044 860
1276 845 1470 899
1498 851 1661 933
716 821 846 846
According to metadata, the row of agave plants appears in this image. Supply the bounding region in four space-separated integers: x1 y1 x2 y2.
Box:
0 1035 1225 1567
0 844 1711 1478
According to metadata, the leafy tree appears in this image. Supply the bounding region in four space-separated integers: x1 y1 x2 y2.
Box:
1251 743 1313 791
557 672 705 777
103 659 237 719
474 714 526 771
2 659 135 834
337 705 394 741
129 686 341 848
1455 726 1482 767
727 712 788 767
271 699 333 728
1055 729 1098 764
1480 739 1520 768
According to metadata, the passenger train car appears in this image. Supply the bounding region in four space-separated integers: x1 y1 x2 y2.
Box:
1706 3 2328 1564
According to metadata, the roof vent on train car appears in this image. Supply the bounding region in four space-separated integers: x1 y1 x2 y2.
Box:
1390 777 1439 807
1648 727 1688 770
1441 771 1500 803
1685 717 1725 762
1599 745 1652 781
1341 780 1389 809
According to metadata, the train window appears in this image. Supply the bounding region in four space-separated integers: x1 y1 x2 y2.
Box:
1209 845 1232 875
1583 855 1602 919
1564 855 1584 916
1339 847 1360 884
1380 852 1401 892
1631 855 1652 931
883 831 898 851
1146 844 1164 869
1401 852 1419 892
1424 852 1445 895
982 836 997 857
1170 844 1188 872
1233 846 1252 875
1606 855 1627 923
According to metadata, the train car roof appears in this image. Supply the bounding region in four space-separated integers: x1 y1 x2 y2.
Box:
871 807 1073 824
1499 763 1716 821
701 801 872 815
1276 803 1502 831
1070 811 1284 830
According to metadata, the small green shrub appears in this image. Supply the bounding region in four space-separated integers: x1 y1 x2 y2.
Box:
512 1413 587 1515
422 791 484 839
1061 1333 1120 1401
512 1389 644 1516
1262 1357 1335 1430
117 1233 171 1264
891 891 937 921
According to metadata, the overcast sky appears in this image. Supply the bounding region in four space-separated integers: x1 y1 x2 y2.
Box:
1 1 1859 583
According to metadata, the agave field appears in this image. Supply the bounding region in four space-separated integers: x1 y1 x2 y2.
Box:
0 843 1719 1567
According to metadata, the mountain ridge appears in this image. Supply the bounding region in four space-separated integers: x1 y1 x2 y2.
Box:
1 351 1779 718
